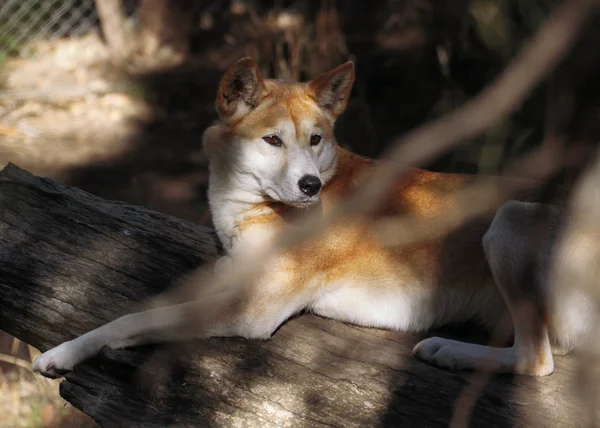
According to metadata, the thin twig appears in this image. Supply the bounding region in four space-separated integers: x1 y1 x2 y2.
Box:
0 353 34 371
373 142 564 248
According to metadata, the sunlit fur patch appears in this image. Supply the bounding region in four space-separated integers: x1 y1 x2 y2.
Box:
231 82 335 146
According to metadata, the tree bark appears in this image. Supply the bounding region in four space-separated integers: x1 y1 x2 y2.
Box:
0 163 589 427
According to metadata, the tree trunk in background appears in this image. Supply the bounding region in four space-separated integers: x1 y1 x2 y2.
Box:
137 0 190 59
137 0 167 56
95 0 129 60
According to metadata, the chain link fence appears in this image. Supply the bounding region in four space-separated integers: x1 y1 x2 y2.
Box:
0 0 102 56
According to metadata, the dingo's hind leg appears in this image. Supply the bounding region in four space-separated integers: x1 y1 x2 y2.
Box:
414 201 557 376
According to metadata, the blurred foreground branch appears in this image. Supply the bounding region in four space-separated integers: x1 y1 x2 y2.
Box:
169 0 599 314
550 149 600 428
0 163 590 427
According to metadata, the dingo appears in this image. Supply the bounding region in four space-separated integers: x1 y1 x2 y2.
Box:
33 58 591 378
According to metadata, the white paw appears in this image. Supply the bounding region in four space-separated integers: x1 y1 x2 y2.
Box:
412 337 474 371
413 336 554 376
31 341 80 379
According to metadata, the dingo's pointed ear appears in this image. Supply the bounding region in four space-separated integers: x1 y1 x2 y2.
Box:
308 61 355 118
216 57 268 119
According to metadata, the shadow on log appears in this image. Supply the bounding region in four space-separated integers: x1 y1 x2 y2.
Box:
0 164 586 427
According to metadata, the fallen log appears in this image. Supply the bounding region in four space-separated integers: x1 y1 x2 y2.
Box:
0 163 587 427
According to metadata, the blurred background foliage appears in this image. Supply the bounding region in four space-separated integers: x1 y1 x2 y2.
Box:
0 0 562 178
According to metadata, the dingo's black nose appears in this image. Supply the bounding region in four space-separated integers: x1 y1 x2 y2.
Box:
298 175 322 196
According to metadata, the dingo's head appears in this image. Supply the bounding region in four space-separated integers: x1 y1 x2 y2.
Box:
204 57 354 208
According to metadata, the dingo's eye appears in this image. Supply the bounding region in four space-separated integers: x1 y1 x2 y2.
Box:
310 135 322 146
262 135 282 147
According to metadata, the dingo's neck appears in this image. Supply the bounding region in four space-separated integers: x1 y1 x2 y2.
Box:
207 173 268 252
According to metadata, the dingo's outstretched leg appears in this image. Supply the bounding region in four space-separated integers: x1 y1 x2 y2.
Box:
413 201 558 376
32 261 308 378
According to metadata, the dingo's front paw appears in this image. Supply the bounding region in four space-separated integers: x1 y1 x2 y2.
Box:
32 341 79 379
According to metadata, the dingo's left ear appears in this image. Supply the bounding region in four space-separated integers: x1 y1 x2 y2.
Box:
308 61 355 118
216 57 268 120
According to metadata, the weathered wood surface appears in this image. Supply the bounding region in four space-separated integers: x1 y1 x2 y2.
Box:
0 164 586 427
